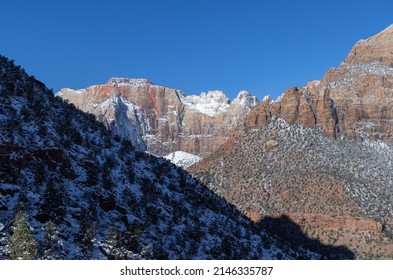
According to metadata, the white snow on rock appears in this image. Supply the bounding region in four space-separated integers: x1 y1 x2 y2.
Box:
182 90 230 117
182 90 258 117
232 90 259 107
164 151 202 169
107 78 152 87
94 93 148 151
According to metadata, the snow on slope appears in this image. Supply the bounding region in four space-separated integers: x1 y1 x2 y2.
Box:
164 151 202 169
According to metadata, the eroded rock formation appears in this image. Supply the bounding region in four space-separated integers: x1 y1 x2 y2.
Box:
57 79 258 158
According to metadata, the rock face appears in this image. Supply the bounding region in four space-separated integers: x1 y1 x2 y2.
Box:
57 79 258 158
189 25 393 259
245 25 393 144
346 24 393 65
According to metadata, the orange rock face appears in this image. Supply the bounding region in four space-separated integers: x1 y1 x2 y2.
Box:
346 24 393 66
245 25 393 144
57 79 258 158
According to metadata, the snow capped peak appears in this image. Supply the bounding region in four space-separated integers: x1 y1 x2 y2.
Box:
198 90 229 103
233 90 259 107
235 90 252 99
262 95 272 103
107 78 152 87
183 90 230 117
181 89 259 117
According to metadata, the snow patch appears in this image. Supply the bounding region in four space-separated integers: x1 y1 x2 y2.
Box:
164 151 202 169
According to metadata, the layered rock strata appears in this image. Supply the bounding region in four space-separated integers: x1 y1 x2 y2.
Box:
57 79 258 158
245 24 393 144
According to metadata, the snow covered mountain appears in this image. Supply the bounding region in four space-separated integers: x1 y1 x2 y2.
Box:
56 79 258 160
0 55 339 259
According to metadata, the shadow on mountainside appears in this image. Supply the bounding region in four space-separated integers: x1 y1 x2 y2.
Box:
257 215 355 259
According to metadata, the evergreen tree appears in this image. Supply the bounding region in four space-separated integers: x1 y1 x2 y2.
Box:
42 220 62 259
10 211 38 260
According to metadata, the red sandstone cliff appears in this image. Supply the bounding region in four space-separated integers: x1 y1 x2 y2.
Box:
57 79 258 158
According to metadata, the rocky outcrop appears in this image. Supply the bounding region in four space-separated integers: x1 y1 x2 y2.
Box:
346 24 393 66
245 25 393 144
57 79 258 158
265 139 278 149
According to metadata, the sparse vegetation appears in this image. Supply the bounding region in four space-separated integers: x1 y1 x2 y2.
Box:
190 117 393 259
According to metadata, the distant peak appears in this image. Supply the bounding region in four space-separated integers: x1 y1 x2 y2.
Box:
107 78 152 87
200 90 228 101
233 90 259 107
235 90 252 99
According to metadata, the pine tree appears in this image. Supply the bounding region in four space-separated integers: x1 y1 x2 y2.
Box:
10 211 38 260
42 220 62 259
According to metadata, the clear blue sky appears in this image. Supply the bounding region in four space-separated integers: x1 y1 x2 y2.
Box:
1 0 392 100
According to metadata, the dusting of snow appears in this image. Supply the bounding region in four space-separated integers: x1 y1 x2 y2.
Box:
328 62 393 90
107 78 152 87
94 93 148 151
347 62 393 76
57 88 86 96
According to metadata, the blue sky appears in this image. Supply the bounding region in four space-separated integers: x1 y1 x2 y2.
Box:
1 0 393 100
